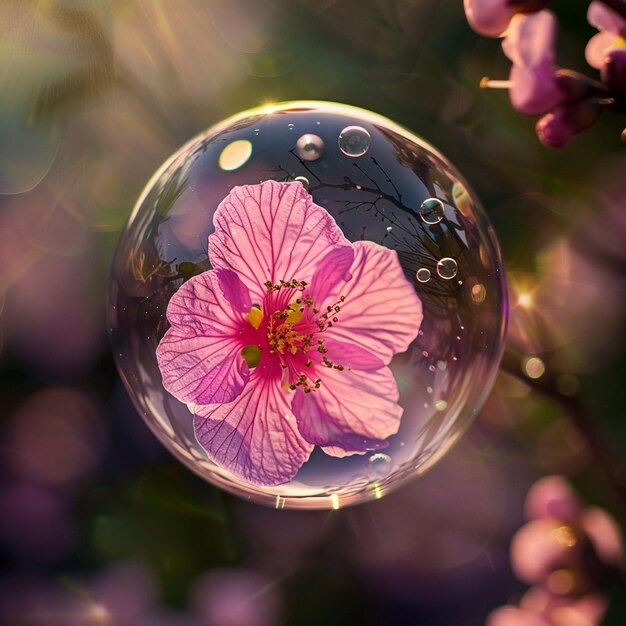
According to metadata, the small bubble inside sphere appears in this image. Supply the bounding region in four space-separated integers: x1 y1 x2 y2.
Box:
108 102 507 510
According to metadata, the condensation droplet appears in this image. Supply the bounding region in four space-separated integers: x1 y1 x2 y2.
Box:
287 123 295 130
435 400 448 411
416 267 431 283
436 257 458 279
293 176 309 190
295 134 324 161
338 126 371 157
218 140 252 171
386 226 393 232
418 198 444 224
368 453 392 480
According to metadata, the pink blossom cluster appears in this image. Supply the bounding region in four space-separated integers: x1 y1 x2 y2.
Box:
464 0 626 146
487 476 624 626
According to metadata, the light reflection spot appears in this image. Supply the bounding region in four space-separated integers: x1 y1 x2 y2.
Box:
218 140 252 171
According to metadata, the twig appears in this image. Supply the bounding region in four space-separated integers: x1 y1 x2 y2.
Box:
500 347 626 523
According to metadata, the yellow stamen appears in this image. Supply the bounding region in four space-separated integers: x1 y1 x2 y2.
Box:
241 345 261 368
285 305 303 324
247 306 263 329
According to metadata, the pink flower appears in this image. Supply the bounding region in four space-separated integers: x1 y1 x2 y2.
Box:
488 590 608 626
585 1 626 70
524 476 581 522
502 10 566 115
156 180 422 486
491 476 623 626
521 587 608 626
510 476 622 621
463 0 552 37
191 568 283 626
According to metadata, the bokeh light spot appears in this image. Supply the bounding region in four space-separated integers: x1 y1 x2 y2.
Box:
471 282 487 303
523 356 546 379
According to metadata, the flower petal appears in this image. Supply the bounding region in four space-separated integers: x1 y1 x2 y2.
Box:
463 0 552 38
503 10 557 67
308 245 354 305
193 370 314 486
216 268 252 313
292 365 402 453
509 63 565 115
580 506 624 564
588 0 626 36
156 270 251 405
487 606 551 626
524 475 582 522
521 587 608 626
322 240 422 365
463 0 515 38
323 338 385 371
209 180 350 302
585 31 619 69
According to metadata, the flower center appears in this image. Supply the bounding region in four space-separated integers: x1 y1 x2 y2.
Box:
267 303 311 356
239 279 347 390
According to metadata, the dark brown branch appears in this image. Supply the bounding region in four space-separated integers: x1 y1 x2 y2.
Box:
500 348 626 523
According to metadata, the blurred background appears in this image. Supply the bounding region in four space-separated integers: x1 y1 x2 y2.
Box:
0 0 625 624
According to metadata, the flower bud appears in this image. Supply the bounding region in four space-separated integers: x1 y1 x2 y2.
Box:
524 475 582 523
536 100 602 147
464 0 552 38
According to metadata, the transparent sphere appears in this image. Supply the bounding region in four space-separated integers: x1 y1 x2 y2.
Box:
108 101 507 509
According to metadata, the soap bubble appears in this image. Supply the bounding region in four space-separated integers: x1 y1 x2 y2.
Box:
338 125 371 157
108 102 507 509
436 257 459 280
